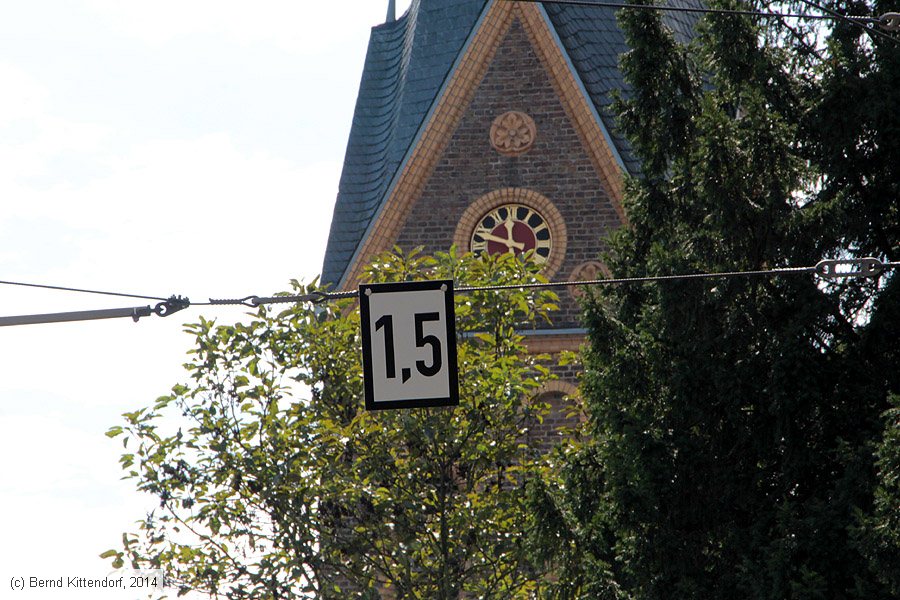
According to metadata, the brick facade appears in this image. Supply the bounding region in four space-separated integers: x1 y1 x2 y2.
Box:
395 18 622 330
338 3 628 293
389 15 622 444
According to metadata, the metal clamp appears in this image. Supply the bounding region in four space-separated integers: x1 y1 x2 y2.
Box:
153 296 191 317
815 258 884 279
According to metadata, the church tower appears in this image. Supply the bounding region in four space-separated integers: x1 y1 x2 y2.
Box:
323 0 698 356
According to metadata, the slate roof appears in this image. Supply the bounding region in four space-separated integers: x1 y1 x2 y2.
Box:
542 0 702 174
322 0 702 287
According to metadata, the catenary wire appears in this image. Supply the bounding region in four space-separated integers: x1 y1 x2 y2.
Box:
206 268 794 307
0 278 170 302
1 259 894 325
210 258 895 306
512 0 873 21
457 265 816 294
792 0 898 43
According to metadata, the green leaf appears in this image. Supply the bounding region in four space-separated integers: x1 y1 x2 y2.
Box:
108 250 566 598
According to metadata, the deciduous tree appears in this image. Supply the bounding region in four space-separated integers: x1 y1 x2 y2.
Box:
107 249 561 599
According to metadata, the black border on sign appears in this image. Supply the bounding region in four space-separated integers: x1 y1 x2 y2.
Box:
360 279 459 411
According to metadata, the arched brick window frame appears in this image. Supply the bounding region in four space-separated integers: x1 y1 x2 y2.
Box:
528 380 584 451
453 188 568 280
534 380 584 421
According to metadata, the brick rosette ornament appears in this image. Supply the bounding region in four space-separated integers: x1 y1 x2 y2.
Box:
490 111 537 156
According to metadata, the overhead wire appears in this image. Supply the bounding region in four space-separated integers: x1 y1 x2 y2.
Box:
210 258 894 305
0 258 895 326
0 278 187 327
792 0 899 43
347 258 894 299
0 278 169 302
509 0 900 45
513 0 869 21
457 265 817 294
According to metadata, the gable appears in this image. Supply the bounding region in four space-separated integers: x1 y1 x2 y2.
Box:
322 0 702 288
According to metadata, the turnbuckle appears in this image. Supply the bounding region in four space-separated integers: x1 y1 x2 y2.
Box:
815 258 884 280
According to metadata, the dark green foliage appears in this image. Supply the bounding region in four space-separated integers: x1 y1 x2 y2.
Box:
857 395 900 596
531 2 900 598
106 249 563 599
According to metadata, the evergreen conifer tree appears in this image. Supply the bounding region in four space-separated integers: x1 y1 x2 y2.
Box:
530 2 900 598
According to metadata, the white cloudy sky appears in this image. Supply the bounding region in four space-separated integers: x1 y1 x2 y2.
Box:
0 1 410 597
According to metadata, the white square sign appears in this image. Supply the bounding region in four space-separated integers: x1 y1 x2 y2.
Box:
359 280 459 410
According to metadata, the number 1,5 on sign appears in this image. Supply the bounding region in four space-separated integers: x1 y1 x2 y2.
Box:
360 280 459 410
375 312 442 383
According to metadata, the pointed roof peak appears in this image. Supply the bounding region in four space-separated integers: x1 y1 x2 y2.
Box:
386 0 396 23
322 0 703 286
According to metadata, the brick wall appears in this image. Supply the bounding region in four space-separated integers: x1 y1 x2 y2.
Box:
395 18 623 330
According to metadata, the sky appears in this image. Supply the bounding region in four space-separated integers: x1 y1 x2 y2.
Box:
0 1 411 597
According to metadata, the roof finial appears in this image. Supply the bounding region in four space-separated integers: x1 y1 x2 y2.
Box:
386 0 396 22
